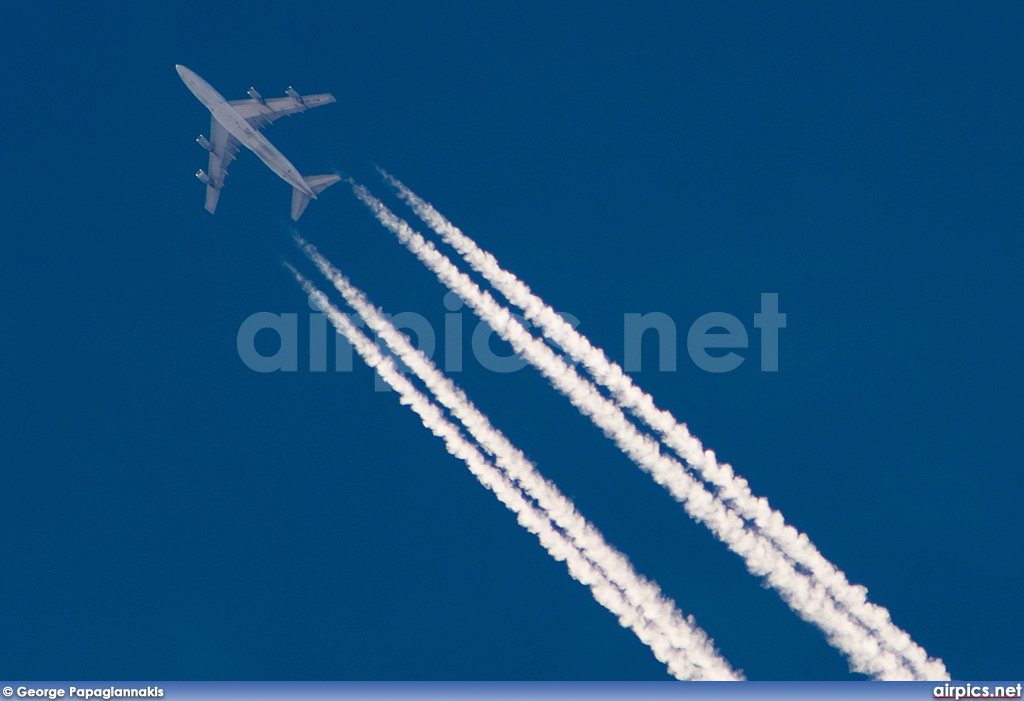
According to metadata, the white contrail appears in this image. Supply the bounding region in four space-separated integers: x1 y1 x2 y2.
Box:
378 172 949 681
296 238 739 680
347 181 930 680
288 264 740 680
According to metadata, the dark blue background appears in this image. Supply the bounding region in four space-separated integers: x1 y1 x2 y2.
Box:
1 1 1021 681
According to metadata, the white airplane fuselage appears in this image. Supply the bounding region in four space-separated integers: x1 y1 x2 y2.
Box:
176 65 315 199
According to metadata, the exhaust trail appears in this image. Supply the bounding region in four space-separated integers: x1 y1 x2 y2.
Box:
288 265 740 680
295 237 738 680
348 180 925 680
378 172 949 681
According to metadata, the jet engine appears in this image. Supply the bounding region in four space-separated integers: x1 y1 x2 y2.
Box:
195 169 212 185
285 86 305 105
196 134 212 151
247 87 265 104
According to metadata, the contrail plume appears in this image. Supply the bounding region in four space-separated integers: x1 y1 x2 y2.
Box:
347 180 927 680
287 263 740 680
295 238 738 679
377 171 948 681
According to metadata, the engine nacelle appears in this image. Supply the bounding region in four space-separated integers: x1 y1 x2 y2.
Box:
196 134 212 151
285 86 304 104
195 169 212 185
247 87 265 104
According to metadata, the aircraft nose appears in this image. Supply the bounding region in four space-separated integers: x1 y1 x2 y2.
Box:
175 64 189 78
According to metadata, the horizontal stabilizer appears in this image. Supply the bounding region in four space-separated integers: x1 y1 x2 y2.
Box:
291 173 342 221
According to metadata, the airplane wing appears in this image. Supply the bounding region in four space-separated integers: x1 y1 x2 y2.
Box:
228 90 336 129
203 118 240 214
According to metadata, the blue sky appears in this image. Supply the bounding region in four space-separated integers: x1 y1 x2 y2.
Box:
1 1 1021 681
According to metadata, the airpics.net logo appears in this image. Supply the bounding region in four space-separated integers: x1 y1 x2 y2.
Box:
237 291 786 387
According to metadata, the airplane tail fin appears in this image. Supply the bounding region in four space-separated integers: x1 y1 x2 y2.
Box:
291 173 342 221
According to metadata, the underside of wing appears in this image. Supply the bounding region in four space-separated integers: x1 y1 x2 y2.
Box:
202 118 240 214
229 90 336 129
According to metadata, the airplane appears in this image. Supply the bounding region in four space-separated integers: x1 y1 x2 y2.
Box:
176 64 340 221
